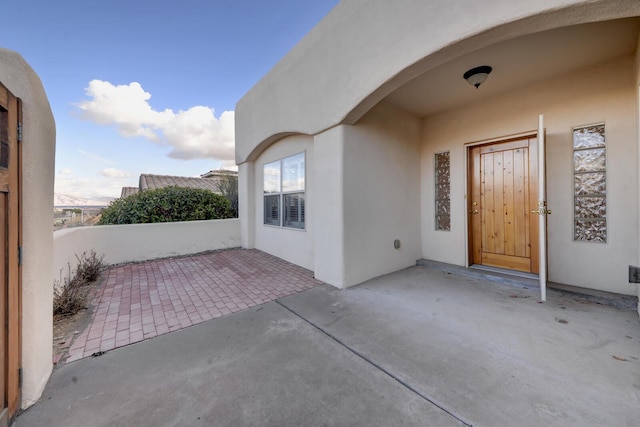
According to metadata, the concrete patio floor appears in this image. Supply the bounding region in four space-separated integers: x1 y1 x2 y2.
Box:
18 264 640 426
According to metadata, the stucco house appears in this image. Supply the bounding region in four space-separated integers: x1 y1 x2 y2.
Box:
235 0 640 305
6 0 640 418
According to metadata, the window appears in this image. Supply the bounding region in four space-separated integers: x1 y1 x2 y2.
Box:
263 152 305 229
573 124 606 243
434 151 451 231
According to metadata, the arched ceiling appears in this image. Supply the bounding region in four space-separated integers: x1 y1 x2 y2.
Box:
383 18 640 117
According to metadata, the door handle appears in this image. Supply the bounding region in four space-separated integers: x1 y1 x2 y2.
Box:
532 202 551 215
531 208 552 215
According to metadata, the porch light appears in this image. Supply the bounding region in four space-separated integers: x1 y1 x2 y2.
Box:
463 66 492 89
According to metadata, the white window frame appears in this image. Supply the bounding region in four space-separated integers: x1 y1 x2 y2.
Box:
263 151 305 230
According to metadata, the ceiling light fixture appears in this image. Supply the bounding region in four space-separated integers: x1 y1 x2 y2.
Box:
463 65 492 89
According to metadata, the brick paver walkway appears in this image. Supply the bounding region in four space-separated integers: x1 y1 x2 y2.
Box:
65 249 322 363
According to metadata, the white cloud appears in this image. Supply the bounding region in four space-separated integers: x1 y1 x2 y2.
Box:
100 168 133 178
76 80 235 162
55 168 135 201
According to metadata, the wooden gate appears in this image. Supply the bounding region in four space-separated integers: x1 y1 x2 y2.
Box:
0 82 21 425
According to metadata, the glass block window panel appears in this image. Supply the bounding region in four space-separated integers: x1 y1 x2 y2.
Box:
574 172 605 196
573 124 606 242
575 197 606 218
264 194 280 226
575 220 607 243
434 151 451 231
574 148 606 172
284 193 305 229
573 125 605 149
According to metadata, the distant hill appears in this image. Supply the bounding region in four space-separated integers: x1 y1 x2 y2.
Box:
54 194 114 207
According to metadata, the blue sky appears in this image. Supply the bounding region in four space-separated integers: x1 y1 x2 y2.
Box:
2 0 339 203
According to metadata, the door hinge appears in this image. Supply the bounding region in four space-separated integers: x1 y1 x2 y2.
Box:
18 368 23 387
17 122 23 142
18 246 23 266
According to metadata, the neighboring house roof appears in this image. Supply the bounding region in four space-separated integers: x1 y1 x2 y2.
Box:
120 187 139 198
119 170 237 199
139 174 222 193
200 169 238 179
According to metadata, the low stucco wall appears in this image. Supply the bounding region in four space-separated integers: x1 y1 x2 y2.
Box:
53 219 241 283
0 49 56 409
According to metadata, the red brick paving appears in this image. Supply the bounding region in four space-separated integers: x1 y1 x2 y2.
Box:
65 249 323 363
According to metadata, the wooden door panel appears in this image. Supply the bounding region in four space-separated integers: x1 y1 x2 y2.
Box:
0 193 6 423
482 153 495 253
513 147 528 258
492 151 505 255
470 136 538 273
528 138 540 274
469 147 482 265
482 252 531 272
502 149 515 256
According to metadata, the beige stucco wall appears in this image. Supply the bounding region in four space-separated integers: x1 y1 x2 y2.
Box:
0 49 56 409
53 219 241 282
313 102 421 288
342 103 422 286
313 126 346 286
253 135 314 270
422 56 638 296
236 0 640 165
238 162 255 250
246 103 421 288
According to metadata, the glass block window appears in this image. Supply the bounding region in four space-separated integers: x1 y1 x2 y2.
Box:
435 151 451 231
263 152 305 229
573 124 606 242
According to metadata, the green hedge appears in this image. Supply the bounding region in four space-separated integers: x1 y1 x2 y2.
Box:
98 186 234 225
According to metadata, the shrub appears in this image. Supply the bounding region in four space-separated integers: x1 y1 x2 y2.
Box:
53 250 106 318
71 251 105 285
216 174 238 218
53 284 88 318
98 186 234 225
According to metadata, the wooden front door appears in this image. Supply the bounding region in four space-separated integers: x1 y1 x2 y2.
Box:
469 136 539 273
0 82 21 425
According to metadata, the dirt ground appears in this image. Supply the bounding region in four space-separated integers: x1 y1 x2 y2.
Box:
52 278 103 366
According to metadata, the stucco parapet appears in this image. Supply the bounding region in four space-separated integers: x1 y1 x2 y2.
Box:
235 0 640 164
